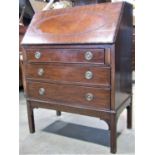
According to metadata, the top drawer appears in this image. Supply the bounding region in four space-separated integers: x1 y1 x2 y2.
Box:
25 49 105 64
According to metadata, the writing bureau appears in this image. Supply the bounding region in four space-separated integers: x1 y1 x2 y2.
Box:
22 2 133 153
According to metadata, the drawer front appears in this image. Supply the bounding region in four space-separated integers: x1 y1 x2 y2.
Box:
26 64 110 86
26 49 105 64
27 81 110 109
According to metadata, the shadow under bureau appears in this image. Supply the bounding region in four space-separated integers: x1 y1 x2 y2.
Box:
22 2 133 153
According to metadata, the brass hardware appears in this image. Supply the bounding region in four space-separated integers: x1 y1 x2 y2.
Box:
85 51 93 60
85 71 93 79
38 68 44 76
85 93 94 101
39 88 45 95
35 51 41 59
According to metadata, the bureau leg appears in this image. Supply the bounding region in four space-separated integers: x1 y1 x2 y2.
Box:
27 102 35 133
56 110 61 116
110 114 117 154
127 103 132 129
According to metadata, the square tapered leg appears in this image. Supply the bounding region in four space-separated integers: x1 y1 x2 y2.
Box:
110 114 117 153
127 104 132 129
56 110 61 116
27 102 35 133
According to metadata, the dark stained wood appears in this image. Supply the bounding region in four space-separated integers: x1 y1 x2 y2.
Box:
19 60 23 87
110 45 115 110
26 64 110 86
132 26 135 71
114 2 132 110
116 96 131 119
22 2 124 45
110 113 117 153
56 110 61 116
104 48 111 65
22 2 133 153
29 100 112 122
127 106 132 129
27 81 111 109
22 44 112 49
26 49 105 64
127 96 132 129
27 101 35 133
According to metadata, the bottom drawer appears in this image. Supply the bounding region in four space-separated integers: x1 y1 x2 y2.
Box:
27 81 110 109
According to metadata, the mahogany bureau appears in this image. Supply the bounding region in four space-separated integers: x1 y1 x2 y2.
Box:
22 2 133 153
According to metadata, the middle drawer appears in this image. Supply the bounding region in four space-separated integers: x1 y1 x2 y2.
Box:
26 64 110 86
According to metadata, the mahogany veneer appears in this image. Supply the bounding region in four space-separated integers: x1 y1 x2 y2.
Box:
22 2 132 153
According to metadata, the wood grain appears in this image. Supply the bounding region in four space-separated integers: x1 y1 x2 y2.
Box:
22 2 123 45
26 48 105 64
27 81 111 109
26 63 110 86
22 2 133 153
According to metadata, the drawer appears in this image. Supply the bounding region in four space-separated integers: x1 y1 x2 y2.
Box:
26 64 110 86
26 49 105 64
27 81 110 109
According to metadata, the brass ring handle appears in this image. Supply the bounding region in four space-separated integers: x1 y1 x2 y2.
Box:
38 68 44 76
85 51 93 60
85 71 93 80
39 88 45 95
35 51 41 59
85 93 94 101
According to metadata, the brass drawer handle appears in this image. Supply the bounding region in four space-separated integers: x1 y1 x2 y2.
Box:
38 68 44 76
85 71 93 80
39 88 45 95
85 51 93 60
35 51 41 59
85 93 94 101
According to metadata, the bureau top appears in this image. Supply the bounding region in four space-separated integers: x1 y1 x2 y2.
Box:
22 2 128 45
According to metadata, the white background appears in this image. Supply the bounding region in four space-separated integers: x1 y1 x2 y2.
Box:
0 0 155 154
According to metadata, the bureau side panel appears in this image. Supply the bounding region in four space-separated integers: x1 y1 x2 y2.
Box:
114 3 133 109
